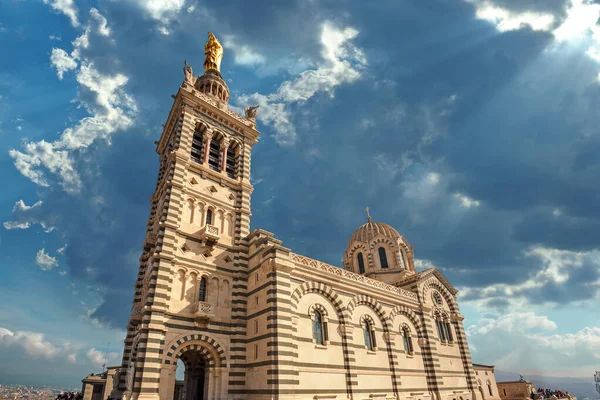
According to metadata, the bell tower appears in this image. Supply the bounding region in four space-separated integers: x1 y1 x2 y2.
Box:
118 32 260 400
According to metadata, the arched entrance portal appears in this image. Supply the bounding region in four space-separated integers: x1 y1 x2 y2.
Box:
161 335 227 400
178 350 208 400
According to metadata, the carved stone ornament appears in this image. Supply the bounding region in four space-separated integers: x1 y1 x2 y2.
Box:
244 105 259 120
183 60 196 85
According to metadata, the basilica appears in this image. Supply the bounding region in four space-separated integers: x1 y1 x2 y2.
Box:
80 32 501 400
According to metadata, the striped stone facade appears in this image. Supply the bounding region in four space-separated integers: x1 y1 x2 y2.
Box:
109 61 494 400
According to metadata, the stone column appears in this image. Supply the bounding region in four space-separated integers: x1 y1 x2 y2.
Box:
203 131 213 164
159 364 177 400
207 368 215 400
220 139 229 172
83 384 94 400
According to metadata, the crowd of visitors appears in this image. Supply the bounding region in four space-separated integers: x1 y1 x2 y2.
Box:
55 392 83 400
532 388 571 400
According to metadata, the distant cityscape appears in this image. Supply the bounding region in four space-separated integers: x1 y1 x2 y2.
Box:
0 385 79 400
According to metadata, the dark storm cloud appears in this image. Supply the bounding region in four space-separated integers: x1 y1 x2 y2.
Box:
8 0 600 330
242 0 600 305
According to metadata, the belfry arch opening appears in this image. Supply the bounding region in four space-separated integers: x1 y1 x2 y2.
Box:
174 350 209 400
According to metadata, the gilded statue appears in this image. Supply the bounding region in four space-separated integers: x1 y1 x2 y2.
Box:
204 32 223 72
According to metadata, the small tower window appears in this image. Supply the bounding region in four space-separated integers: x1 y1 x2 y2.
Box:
357 253 365 274
208 138 221 171
435 315 453 343
205 209 213 225
402 326 414 354
226 147 237 179
191 130 203 163
198 277 207 302
445 320 454 342
363 320 376 351
312 310 324 345
378 247 388 268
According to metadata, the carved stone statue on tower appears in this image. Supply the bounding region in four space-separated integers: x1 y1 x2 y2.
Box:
204 32 224 72
244 105 259 120
183 60 196 85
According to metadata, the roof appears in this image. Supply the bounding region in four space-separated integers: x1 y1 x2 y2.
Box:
473 363 495 369
396 268 458 295
348 220 404 247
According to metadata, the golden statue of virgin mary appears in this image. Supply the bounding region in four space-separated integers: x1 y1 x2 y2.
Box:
204 32 223 72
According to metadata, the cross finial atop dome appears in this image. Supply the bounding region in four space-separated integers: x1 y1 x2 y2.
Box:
366 206 372 223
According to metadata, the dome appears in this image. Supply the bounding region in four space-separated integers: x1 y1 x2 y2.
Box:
344 214 416 279
348 220 403 248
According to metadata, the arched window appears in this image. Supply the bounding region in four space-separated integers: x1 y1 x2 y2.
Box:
208 138 221 171
436 318 447 341
205 209 213 225
378 247 388 268
435 315 454 343
357 253 365 274
363 320 376 351
445 320 454 342
198 277 207 302
487 381 493 396
313 310 324 345
226 147 237 179
402 326 414 354
191 130 204 164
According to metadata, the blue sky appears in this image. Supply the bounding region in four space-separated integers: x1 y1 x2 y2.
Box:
1 0 600 388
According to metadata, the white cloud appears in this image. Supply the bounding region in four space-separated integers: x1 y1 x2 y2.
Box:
80 306 104 329
223 35 266 67
453 192 481 208
414 258 437 271
134 0 186 34
460 246 600 307
426 172 440 185
57 245 67 254
470 1 555 32
10 9 137 193
67 353 77 364
36 248 58 271
0 327 58 359
89 8 110 37
50 48 78 80
43 0 79 27
3 221 30 229
59 270 68 276
263 196 275 205
49 34 62 41
3 200 54 232
467 312 600 373
0 327 85 364
553 0 600 41
86 347 119 368
237 21 367 146
466 0 600 68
